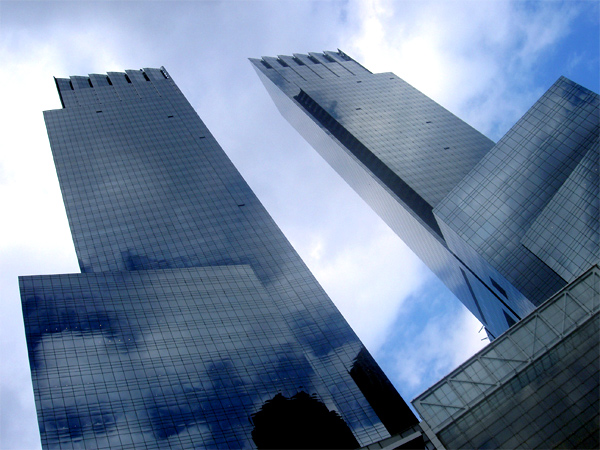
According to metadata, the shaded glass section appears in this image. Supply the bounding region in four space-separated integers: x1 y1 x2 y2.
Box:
251 391 360 449
522 140 599 282
22 67 418 448
439 316 598 449
293 89 442 237
349 348 419 435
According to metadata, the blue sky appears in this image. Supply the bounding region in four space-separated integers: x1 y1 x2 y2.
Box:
0 1 597 448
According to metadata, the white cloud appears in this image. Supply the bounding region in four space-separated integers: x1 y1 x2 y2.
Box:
344 0 582 138
389 297 488 395
0 37 86 450
306 222 427 352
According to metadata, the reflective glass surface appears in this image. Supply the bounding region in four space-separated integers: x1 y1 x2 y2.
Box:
252 52 599 337
414 265 599 449
251 52 515 337
436 77 599 307
22 67 418 449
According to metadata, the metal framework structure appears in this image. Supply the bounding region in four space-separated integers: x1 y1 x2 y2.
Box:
413 264 599 434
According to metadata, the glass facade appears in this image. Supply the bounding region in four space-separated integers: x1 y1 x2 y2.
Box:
412 264 599 449
21 68 420 449
251 51 599 338
436 77 599 309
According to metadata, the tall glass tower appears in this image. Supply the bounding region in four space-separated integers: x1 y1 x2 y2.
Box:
21 68 421 449
251 50 599 339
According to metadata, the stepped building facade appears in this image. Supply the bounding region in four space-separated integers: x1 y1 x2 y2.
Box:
21 67 422 449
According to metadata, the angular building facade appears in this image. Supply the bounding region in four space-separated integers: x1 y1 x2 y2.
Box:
21 68 421 449
434 76 599 313
251 50 599 339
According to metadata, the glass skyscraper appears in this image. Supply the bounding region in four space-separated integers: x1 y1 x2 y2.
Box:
251 50 599 339
21 68 421 449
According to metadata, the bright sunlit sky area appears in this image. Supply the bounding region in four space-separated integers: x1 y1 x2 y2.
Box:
1 1 598 448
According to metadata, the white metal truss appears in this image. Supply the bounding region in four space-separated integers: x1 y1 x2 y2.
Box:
412 264 599 433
